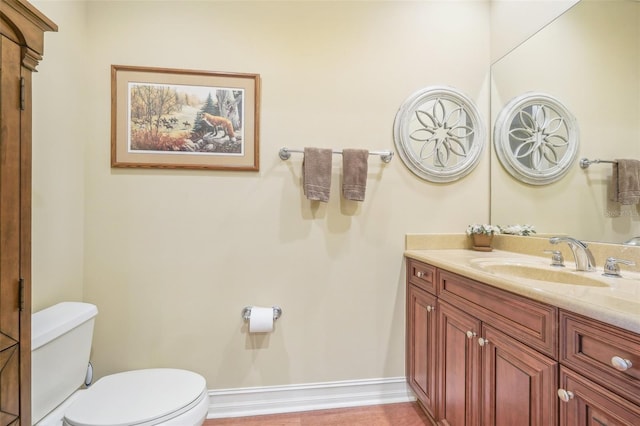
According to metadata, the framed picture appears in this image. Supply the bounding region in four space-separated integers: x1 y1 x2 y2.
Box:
111 65 260 171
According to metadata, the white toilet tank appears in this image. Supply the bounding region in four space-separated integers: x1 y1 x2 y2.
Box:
32 302 98 425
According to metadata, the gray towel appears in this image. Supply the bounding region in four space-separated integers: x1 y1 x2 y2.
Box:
342 149 369 201
303 147 332 202
611 159 640 205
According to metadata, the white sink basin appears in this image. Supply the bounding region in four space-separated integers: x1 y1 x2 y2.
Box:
469 259 609 287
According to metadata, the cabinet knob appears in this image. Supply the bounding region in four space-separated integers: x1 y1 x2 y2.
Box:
478 337 490 347
557 389 574 403
611 356 633 371
466 331 477 339
426 305 434 313
416 271 424 278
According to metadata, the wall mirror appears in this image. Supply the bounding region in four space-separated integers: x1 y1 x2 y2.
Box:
394 86 485 183
490 0 640 244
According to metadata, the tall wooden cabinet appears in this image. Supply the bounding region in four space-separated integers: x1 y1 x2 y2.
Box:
0 1 56 424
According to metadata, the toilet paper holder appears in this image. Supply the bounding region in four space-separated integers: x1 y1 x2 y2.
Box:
242 306 282 321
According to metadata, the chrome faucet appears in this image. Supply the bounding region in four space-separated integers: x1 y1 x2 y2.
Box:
549 236 596 272
623 236 640 246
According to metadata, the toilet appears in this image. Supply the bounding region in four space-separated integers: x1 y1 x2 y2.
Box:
32 302 209 426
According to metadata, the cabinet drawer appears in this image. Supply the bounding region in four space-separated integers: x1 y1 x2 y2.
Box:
407 259 436 294
438 270 558 358
560 310 640 406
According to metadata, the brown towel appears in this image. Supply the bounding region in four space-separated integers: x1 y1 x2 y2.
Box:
303 147 332 202
611 159 640 205
342 149 369 201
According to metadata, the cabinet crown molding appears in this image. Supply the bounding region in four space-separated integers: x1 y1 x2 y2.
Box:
0 0 57 70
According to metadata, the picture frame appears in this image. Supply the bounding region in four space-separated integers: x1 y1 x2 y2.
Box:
111 65 260 171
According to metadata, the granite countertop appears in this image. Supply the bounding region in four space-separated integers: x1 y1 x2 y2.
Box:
405 234 640 335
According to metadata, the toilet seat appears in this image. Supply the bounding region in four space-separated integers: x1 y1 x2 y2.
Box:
63 369 208 426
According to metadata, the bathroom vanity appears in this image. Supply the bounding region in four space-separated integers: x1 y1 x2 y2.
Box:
405 235 640 426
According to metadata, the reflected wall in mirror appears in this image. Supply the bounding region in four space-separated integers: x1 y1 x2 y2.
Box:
490 0 640 244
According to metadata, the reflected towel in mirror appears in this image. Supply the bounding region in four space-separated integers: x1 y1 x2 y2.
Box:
611 159 640 205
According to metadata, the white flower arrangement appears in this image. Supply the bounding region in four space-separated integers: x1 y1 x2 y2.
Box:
498 224 536 236
466 224 500 236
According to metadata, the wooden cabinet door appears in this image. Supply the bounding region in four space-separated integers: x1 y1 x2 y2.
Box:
559 366 640 426
0 34 24 426
407 285 437 418
481 325 558 426
437 301 481 426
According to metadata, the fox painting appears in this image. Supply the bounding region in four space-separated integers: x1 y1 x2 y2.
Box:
201 113 236 141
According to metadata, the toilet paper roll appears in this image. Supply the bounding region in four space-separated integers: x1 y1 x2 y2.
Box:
249 306 274 333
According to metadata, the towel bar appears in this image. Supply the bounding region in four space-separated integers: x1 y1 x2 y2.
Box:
279 147 394 163
580 158 617 169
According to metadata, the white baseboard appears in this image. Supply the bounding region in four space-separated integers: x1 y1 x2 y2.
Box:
207 376 416 419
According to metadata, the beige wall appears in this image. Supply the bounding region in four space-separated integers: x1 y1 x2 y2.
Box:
31 0 492 390
490 0 579 62
31 1 88 310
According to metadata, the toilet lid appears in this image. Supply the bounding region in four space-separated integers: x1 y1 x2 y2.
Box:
64 368 207 426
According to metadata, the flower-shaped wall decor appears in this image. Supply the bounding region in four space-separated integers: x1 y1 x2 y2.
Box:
494 92 579 185
393 86 485 183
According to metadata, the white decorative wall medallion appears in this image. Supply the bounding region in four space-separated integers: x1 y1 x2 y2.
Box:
494 92 579 185
393 86 485 183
